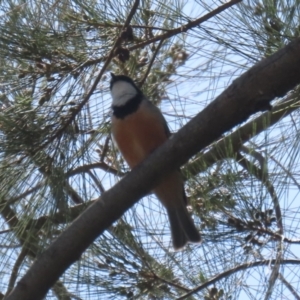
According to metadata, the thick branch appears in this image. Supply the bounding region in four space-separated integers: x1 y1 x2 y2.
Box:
5 38 300 300
185 92 300 177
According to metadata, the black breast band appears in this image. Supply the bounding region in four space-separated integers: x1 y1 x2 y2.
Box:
112 94 143 119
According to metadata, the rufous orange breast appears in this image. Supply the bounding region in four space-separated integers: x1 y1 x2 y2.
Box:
112 101 168 168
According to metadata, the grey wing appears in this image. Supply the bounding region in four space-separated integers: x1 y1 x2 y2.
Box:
146 99 188 203
145 98 171 138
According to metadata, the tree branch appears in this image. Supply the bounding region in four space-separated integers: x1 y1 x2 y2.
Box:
176 259 300 300
5 37 300 300
236 152 283 234
236 149 284 300
184 91 300 177
139 38 165 86
278 273 300 300
80 0 242 69
40 0 140 151
6 182 44 205
67 162 124 177
6 248 28 295
51 281 72 300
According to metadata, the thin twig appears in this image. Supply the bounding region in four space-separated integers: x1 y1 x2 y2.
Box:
78 0 241 70
25 202 91 231
122 0 140 28
131 0 241 50
237 150 283 300
152 272 190 292
52 281 72 300
66 15 171 32
65 182 84 204
100 136 111 162
279 273 300 300
264 241 282 300
39 0 140 151
87 170 105 194
67 162 125 177
139 38 165 86
236 152 283 234
177 260 300 300
7 182 44 204
240 145 265 169
269 154 300 190
239 148 284 300
6 248 28 294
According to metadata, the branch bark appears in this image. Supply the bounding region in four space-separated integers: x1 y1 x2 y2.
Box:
5 38 300 300
184 89 300 178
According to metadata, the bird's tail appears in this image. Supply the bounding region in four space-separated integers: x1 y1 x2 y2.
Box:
166 205 201 250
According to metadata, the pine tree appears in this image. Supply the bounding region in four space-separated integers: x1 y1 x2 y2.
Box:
1 0 300 299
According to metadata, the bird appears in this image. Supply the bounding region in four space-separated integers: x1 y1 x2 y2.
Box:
109 73 201 250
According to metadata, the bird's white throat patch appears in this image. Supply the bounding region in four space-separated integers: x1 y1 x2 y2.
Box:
111 81 138 106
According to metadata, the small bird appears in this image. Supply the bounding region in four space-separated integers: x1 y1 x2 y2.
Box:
110 73 201 250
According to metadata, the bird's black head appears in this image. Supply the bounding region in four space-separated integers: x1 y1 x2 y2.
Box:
110 73 144 117
110 73 141 92
110 73 144 109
